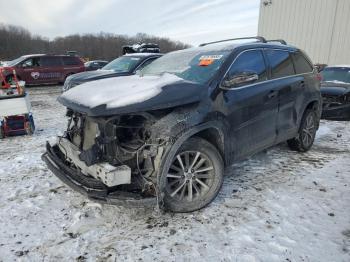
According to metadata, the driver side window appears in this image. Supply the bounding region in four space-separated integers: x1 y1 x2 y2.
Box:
226 50 267 87
22 58 40 68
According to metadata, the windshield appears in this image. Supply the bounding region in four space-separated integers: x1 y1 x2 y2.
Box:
140 49 230 84
102 56 141 72
321 67 350 84
6 56 26 67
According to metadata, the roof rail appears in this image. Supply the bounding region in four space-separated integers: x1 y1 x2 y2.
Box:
267 39 287 45
199 36 267 47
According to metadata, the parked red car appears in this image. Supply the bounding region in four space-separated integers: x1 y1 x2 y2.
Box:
0 54 85 86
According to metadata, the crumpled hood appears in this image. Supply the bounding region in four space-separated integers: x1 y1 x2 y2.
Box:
58 73 206 116
67 70 131 83
321 82 350 96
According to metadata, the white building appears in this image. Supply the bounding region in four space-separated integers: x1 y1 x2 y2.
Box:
258 0 350 65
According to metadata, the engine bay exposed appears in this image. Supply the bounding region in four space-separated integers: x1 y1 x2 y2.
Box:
60 109 169 197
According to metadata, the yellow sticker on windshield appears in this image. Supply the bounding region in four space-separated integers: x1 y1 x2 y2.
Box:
198 55 223 66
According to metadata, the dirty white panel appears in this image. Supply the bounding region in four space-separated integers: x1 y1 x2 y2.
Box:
0 94 31 117
328 0 350 65
258 0 350 65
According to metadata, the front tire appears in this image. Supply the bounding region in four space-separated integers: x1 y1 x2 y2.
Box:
160 137 224 212
287 109 317 152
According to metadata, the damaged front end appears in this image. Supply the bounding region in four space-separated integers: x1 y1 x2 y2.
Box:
321 93 350 120
42 109 171 206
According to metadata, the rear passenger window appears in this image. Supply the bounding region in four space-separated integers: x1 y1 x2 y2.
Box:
63 57 81 66
40 57 62 67
266 50 295 79
292 51 313 74
227 50 267 83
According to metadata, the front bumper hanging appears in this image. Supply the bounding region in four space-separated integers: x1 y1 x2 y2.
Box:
42 142 156 207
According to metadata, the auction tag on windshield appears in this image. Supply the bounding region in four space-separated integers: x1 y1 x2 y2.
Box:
198 55 223 66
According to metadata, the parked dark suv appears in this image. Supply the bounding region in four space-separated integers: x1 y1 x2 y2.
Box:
320 65 350 120
42 37 322 212
62 53 162 91
0 54 85 86
84 60 109 71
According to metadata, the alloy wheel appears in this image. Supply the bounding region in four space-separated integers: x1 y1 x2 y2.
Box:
301 113 316 147
166 151 215 202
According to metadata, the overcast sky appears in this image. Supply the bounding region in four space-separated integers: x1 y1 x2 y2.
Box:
0 0 260 45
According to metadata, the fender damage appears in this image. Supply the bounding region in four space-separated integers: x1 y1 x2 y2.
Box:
42 74 214 206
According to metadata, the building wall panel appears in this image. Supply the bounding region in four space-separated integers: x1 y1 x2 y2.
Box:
258 0 350 65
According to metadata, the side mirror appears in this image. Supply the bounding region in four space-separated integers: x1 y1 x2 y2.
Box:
221 71 258 89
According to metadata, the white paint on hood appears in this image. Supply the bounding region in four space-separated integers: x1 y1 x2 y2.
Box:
60 73 183 109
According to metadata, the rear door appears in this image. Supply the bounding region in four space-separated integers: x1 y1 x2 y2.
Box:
264 49 307 141
39 56 64 83
222 49 279 158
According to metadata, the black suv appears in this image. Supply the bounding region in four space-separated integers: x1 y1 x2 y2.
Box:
62 53 162 91
43 37 322 212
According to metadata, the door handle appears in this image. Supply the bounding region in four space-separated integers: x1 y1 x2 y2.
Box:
267 90 277 99
300 80 306 88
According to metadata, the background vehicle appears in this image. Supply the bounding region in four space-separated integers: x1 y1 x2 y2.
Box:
43 37 322 212
122 43 160 54
0 54 85 86
0 61 9 66
320 65 350 120
62 53 162 91
0 73 35 138
84 60 109 71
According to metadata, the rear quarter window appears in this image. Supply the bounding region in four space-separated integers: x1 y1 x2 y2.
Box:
265 49 295 79
292 51 313 74
63 56 82 66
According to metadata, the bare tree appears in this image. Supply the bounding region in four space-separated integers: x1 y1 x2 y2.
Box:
0 24 191 61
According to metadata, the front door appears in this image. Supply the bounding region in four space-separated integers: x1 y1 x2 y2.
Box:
219 49 279 159
18 57 42 84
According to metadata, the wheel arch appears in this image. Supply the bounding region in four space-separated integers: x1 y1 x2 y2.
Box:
190 127 225 165
157 121 229 209
305 100 320 111
158 121 230 184
299 99 321 129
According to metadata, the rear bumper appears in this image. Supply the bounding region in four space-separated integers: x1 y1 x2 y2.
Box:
42 142 156 207
322 104 350 121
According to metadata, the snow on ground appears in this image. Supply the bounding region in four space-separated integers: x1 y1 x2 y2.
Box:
0 86 349 262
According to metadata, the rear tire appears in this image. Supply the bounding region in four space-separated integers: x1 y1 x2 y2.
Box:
160 137 224 212
287 109 317 152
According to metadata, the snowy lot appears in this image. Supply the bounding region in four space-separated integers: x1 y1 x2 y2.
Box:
0 86 349 262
